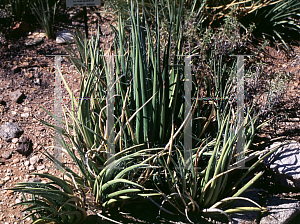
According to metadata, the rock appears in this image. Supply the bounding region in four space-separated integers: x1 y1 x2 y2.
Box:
34 78 41 85
25 37 43 46
9 21 30 38
33 142 38 149
0 122 23 141
24 33 45 46
3 176 10 181
24 161 29 166
28 165 35 171
10 90 25 103
39 170 48 174
2 151 12 159
25 73 34 79
11 138 18 144
29 155 39 165
36 165 44 171
15 137 32 156
15 199 21 204
12 158 19 164
56 31 74 44
23 107 31 112
262 141 300 188
19 62 29 68
226 188 260 224
260 196 300 224
28 177 41 183
11 66 21 74
21 113 29 118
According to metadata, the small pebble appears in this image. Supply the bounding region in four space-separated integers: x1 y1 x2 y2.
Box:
28 165 35 171
24 107 31 112
3 176 10 181
12 138 19 144
15 199 21 204
29 178 41 183
24 161 30 166
40 169 48 174
21 113 29 118
13 158 19 164
2 151 12 159
36 164 44 171
29 155 39 165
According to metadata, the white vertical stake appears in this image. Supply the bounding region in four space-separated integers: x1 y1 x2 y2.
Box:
184 56 193 171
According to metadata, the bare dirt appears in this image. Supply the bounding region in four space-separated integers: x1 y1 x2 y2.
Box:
0 5 299 224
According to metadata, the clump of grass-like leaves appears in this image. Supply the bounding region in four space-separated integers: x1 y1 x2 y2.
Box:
30 0 58 38
239 0 300 54
9 0 32 21
7 173 87 224
10 0 284 223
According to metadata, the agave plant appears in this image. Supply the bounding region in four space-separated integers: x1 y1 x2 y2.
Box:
6 173 87 224
239 0 300 54
30 0 59 38
10 0 283 223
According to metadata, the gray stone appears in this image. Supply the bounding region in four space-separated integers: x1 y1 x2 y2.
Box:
0 122 23 141
24 37 43 46
229 188 260 224
230 191 300 224
9 90 25 103
261 141 300 188
15 137 32 156
260 196 300 224
25 32 46 46
2 151 12 159
56 31 74 44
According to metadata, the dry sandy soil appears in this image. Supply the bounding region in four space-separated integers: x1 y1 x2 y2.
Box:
0 5 299 224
